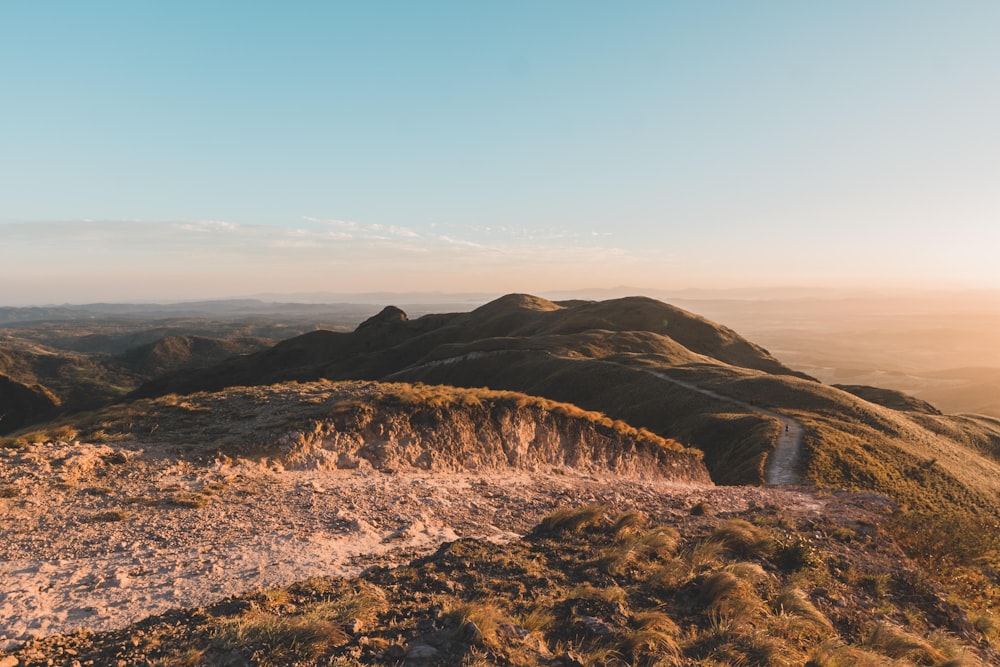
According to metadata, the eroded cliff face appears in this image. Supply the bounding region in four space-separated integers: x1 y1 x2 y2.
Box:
268 397 711 484
39 380 711 485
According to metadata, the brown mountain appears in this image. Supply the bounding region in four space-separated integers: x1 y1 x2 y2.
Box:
114 334 272 378
132 294 809 397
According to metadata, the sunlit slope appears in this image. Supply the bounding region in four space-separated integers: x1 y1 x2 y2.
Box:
14 380 709 483
647 361 1000 516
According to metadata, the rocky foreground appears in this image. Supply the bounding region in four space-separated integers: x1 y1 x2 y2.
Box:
3 481 992 666
0 380 995 665
0 380 710 650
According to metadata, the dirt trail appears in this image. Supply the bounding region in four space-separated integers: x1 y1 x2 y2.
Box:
627 367 805 486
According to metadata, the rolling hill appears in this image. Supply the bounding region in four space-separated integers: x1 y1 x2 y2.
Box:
130 294 1000 519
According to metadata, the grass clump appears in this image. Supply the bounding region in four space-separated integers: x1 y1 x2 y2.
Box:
772 587 834 637
0 436 29 450
166 491 210 508
862 621 945 663
446 601 509 647
214 610 349 665
293 580 388 630
534 504 606 535
711 518 775 558
621 610 682 661
596 525 679 575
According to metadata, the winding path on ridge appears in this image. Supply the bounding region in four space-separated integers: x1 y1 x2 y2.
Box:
618 365 806 485
397 350 806 485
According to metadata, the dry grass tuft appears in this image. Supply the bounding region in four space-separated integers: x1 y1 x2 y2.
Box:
724 561 769 584
609 510 648 540
807 639 900 667
597 526 679 575
147 648 206 667
773 587 833 636
215 609 350 665
712 518 775 558
535 504 607 535
567 583 628 604
701 571 743 607
299 582 388 628
621 610 682 659
863 621 946 663
446 601 509 646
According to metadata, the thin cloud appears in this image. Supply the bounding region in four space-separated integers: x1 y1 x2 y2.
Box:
176 220 240 233
0 218 647 304
437 235 487 249
301 216 421 240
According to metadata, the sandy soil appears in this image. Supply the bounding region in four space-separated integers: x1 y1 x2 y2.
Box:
0 436 836 652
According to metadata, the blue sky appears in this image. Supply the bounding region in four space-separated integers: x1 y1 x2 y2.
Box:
1 1 998 304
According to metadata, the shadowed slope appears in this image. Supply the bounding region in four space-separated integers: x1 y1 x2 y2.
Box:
114 335 271 377
131 294 808 398
0 374 58 434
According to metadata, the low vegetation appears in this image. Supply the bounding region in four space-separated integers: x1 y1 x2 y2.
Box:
5 505 995 666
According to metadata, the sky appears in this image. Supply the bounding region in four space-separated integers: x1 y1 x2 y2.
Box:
1 1 999 305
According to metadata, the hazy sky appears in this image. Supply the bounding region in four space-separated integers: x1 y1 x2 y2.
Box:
2 1 998 304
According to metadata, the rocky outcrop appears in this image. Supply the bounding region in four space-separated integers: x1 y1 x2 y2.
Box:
262 387 711 484
97 381 711 484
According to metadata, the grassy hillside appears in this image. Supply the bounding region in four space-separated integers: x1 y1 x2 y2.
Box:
0 330 271 431
124 294 1000 521
113 334 270 377
131 295 809 399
